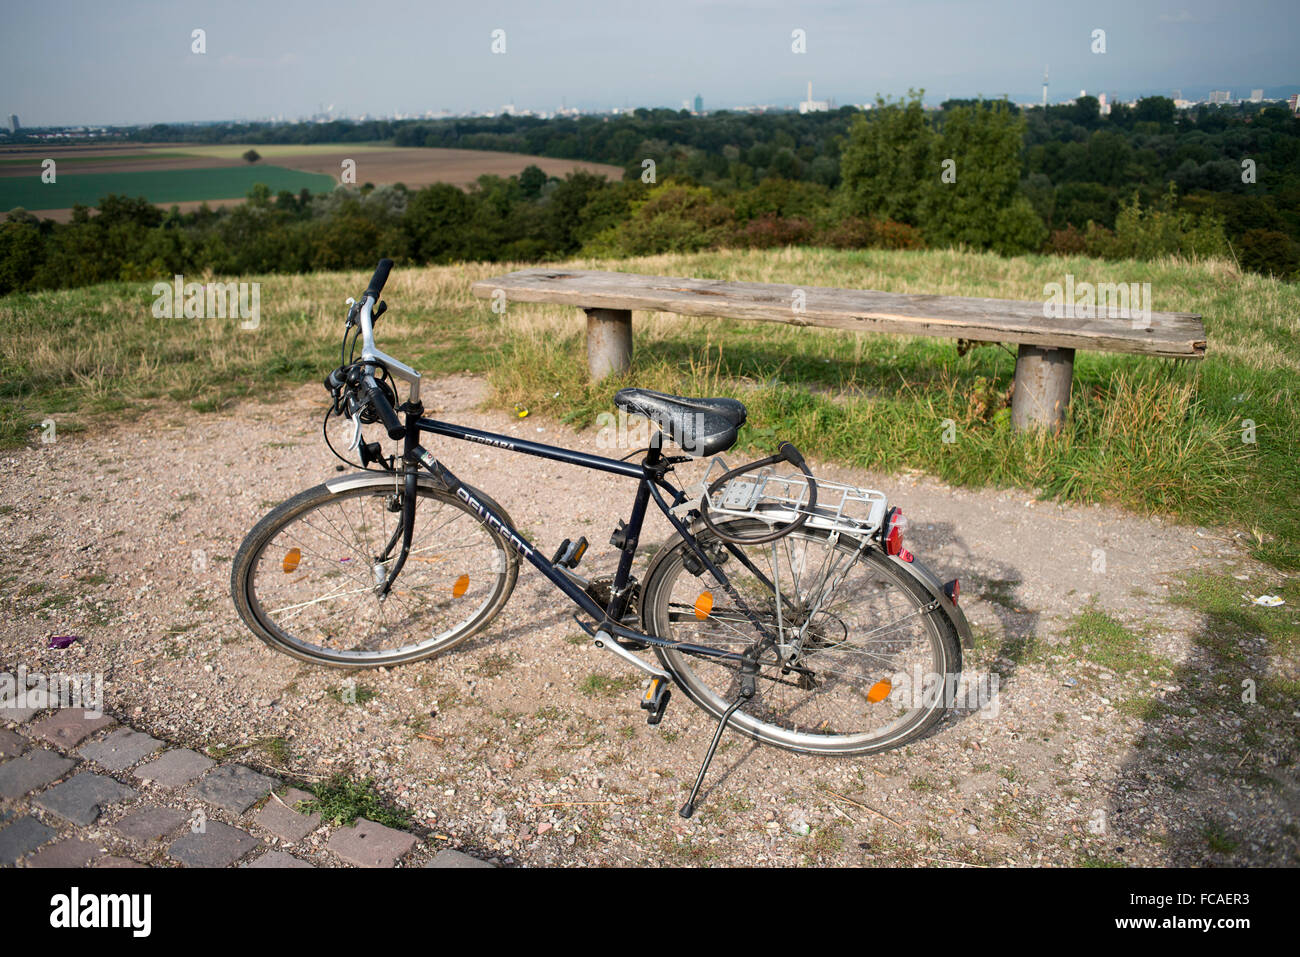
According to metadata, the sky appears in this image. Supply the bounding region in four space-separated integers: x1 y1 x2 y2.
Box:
3 0 1298 126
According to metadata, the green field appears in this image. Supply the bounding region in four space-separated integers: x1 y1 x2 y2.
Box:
1 247 1297 569
0 165 337 211
0 152 194 167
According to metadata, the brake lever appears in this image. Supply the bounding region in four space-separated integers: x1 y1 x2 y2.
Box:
347 410 363 451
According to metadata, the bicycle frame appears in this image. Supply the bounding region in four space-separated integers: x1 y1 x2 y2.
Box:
385 411 761 665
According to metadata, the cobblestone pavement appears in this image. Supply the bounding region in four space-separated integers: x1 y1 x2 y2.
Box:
0 706 492 869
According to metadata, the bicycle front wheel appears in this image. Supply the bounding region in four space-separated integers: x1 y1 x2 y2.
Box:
641 518 961 755
232 475 518 668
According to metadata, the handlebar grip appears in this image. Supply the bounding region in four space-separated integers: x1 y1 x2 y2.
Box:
779 441 807 470
363 376 405 440
364 258 394 301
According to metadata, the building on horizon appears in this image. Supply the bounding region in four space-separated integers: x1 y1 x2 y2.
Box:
1289 94 1299 114
693 94 703 113
1209 90 1232 105
1250 89 1264 102
7 115 18 133
799 81 830 114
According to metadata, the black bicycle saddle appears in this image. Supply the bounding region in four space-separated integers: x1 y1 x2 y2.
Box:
613 388 748 458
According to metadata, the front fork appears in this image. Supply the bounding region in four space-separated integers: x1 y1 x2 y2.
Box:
372 415 424 599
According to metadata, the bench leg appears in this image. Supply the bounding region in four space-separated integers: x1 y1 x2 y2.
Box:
1011 344 1074 431
585 308 632 380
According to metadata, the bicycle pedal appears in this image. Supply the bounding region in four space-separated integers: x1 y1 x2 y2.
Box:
551 536 588 569
640 676 672 726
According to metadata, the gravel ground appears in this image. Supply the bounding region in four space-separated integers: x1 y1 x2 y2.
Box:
2 375 1296 867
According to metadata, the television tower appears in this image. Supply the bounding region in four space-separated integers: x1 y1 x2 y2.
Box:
1042 66 1049 107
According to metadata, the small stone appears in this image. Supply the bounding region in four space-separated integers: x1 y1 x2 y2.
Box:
168 821 259 867
134 748 214 787
245 850 314 868
255 790 321 844
326 818 417 867
426 849 494 868
27 837 104 868
0 815 56 865
0 748 76 799
0 704 44 724
191 764 276 814
27 709 116 748
78 729 163 771
115 807 191 844
0 727 26 759
34 771 137 826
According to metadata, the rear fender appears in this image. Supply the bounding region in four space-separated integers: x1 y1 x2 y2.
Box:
887 552 974 649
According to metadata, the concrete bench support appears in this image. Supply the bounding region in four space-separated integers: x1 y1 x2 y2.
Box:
1010 344 1075 431
585 308 632 379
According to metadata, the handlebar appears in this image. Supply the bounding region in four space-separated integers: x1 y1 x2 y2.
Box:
365 258 394 302
362 372 405 440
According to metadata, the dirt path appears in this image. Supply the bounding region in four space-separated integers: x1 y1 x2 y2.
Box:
2 377 1295 866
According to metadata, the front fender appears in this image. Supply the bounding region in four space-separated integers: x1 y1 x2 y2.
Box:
888 552 975 649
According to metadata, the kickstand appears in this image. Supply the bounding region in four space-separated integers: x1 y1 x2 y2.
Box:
679 672 755 819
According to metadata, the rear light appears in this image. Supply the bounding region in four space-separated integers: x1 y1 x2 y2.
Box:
884 508 907 556
943 579 960 604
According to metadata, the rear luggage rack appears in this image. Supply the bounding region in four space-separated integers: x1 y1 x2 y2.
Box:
689 458 888 540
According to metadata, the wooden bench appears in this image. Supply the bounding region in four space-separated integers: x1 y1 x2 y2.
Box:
470 269 1206 431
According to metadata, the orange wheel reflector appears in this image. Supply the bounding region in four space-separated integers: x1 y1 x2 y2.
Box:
694 592 714 620
867 679 892 703
452 574 470 598
282 548 301 573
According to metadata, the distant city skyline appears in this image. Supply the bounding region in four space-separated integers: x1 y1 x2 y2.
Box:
3 0 1298 128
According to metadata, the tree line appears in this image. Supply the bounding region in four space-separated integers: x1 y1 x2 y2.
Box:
2 95 1297 295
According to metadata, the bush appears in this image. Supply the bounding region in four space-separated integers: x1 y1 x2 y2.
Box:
731 213 814 249
582 183 733 256
872 219 924 250
1237 229 1300 278
1045 224 1088 255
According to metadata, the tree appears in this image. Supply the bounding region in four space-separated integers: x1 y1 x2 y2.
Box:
838 91 934 226
242 149 261 164
518 164 548 198
919 100 1047 254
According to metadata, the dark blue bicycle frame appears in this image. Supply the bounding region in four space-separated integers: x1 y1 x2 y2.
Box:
396 414 752 663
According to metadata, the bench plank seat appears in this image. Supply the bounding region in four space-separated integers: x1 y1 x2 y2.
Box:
471 268 1206 430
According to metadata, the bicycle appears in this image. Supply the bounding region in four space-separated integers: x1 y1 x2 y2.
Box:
231 259 976 817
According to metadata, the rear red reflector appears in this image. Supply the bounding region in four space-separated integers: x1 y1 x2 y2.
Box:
944 579 960 604
884 508 906 556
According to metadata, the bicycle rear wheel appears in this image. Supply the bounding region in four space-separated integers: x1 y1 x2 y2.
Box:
232 474 518 668
641 518 960 755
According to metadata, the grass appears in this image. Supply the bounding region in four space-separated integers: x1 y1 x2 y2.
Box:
327 683 377 705
1172 571 1300 662
578 673 641 697
1058 604 1173 677
298 773 411 829
0 152 197 167
0 165 337 210
2 246 1298 567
